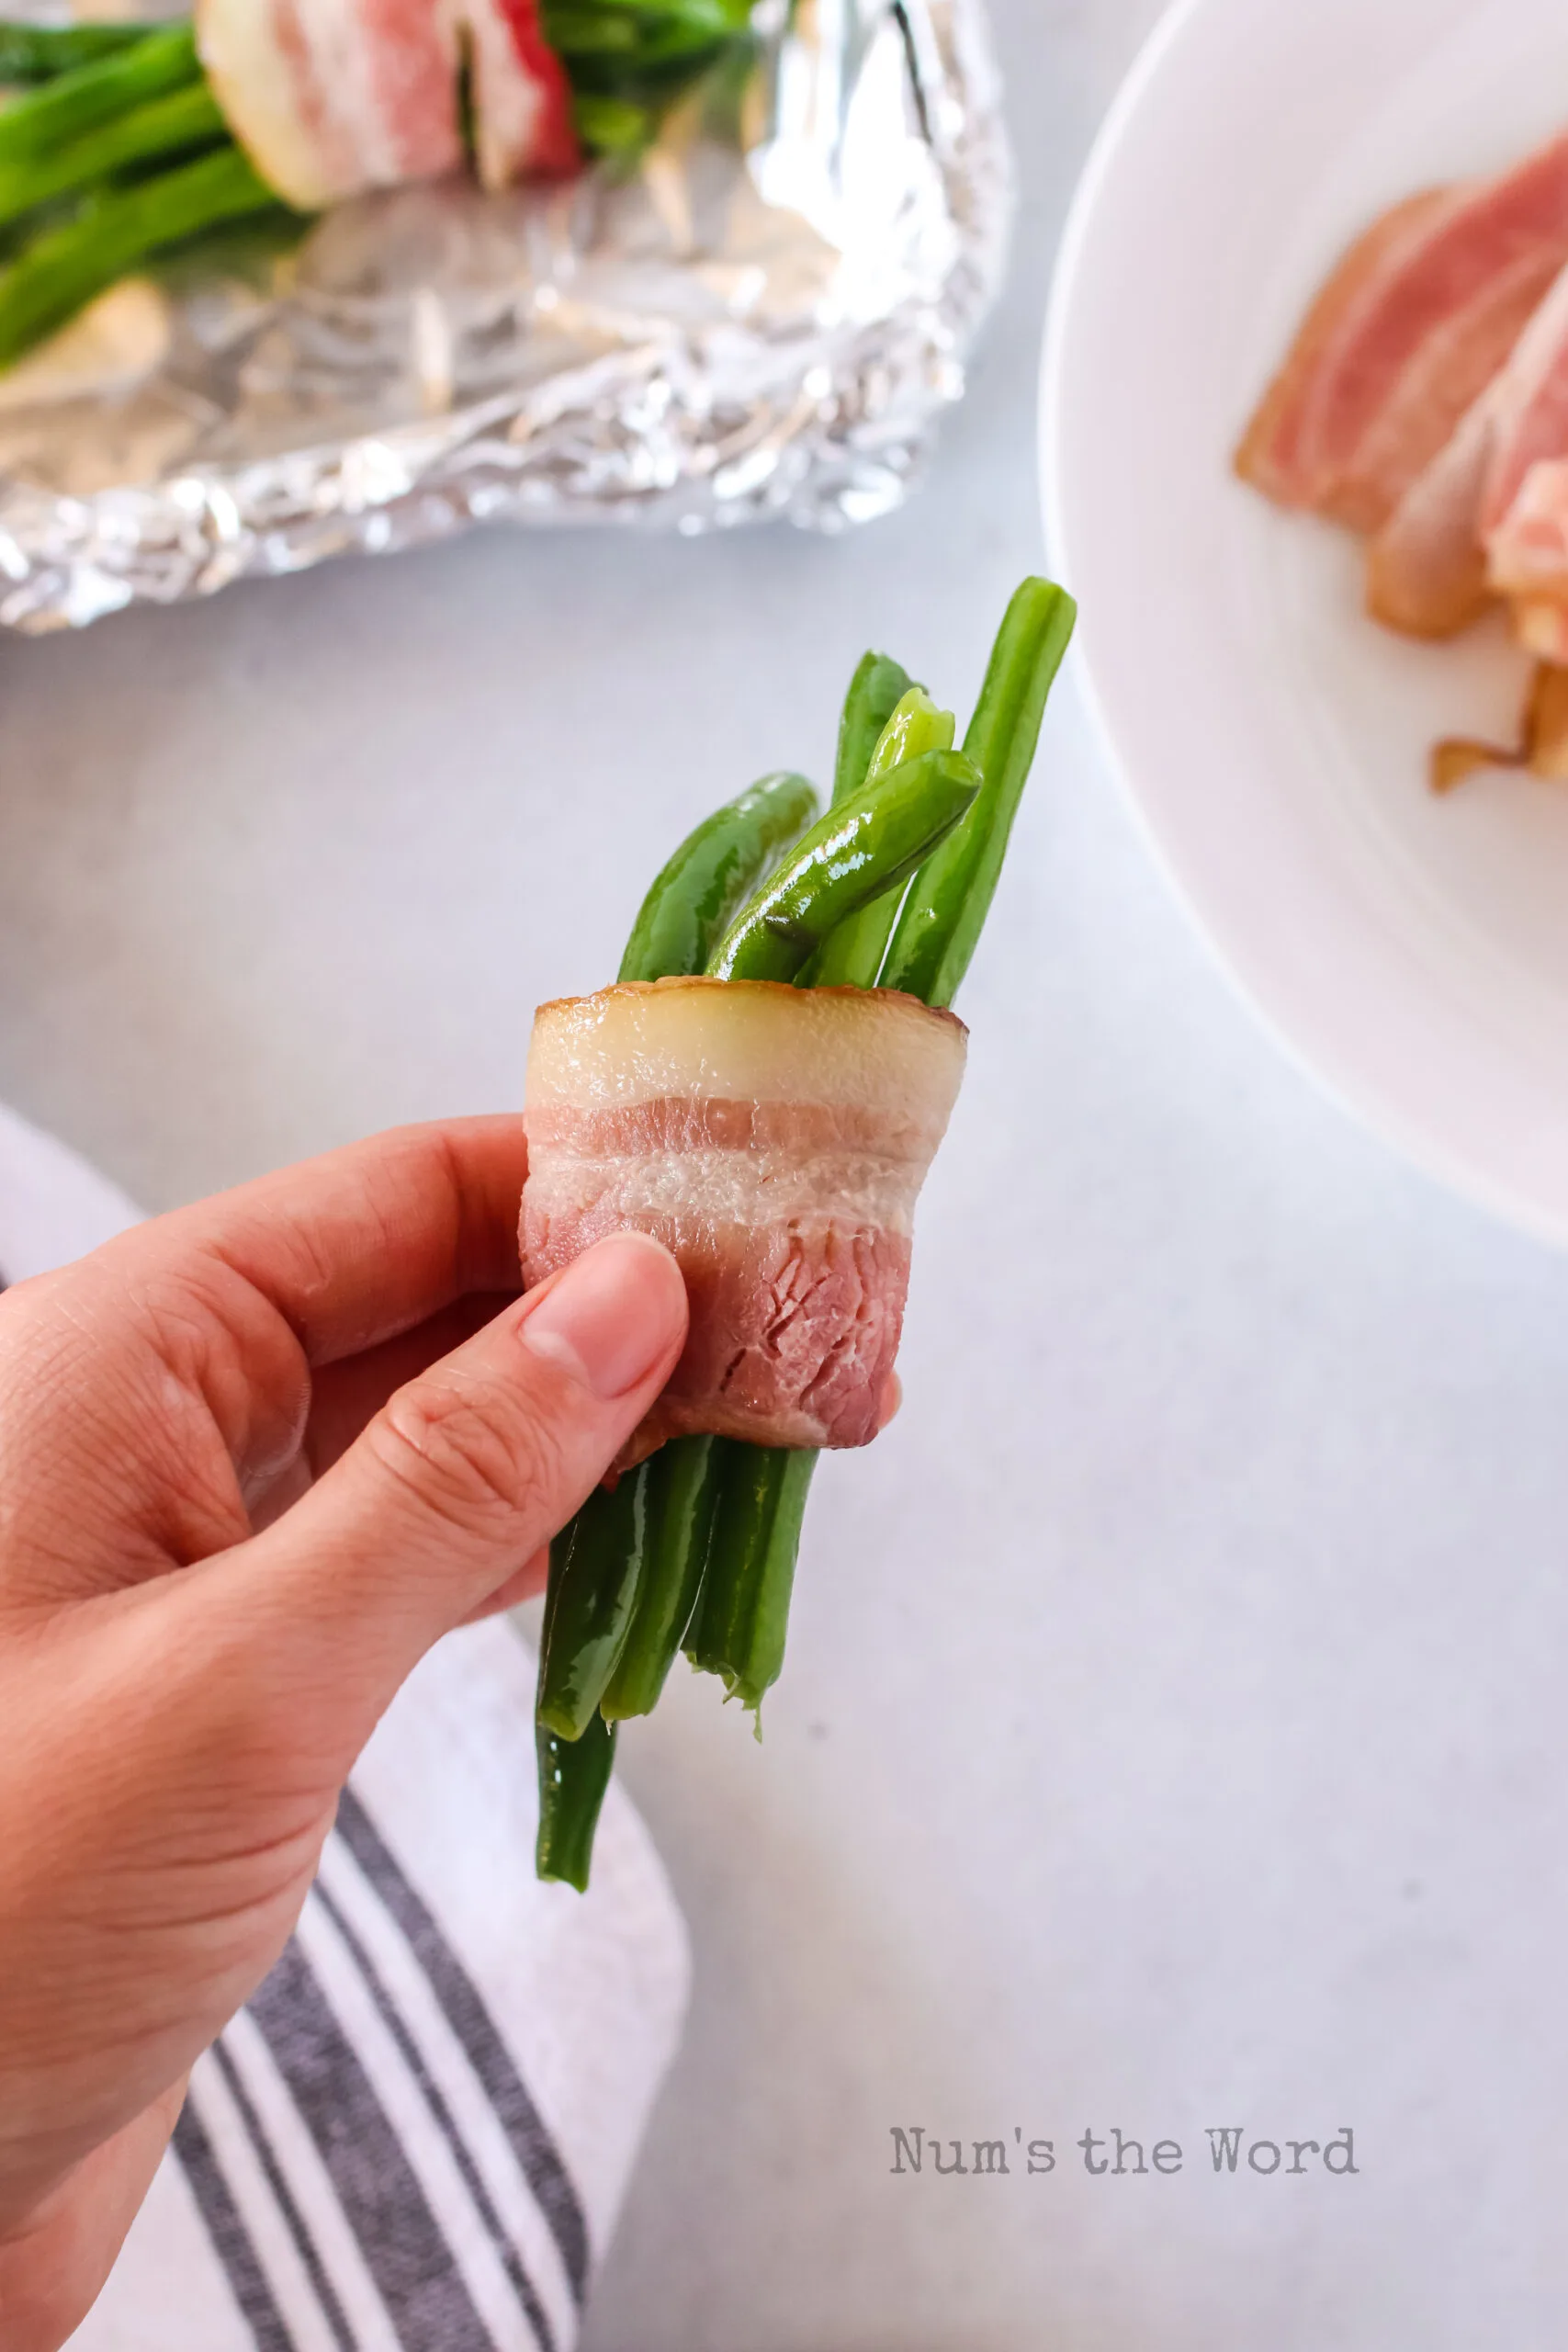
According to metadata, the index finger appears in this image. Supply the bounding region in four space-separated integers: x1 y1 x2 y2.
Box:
106 1116 528 1366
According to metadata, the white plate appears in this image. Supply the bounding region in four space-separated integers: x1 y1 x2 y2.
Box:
1041 0 1568 1246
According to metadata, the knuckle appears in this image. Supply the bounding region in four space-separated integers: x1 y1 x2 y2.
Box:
372 1368 568 1541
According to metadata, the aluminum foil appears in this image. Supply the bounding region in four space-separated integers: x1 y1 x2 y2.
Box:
0 0 1010 629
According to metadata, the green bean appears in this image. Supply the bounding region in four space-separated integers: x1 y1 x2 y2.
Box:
833 650 916 808
685 730 974 1713
0 25 199 170
0 22 152 83
536 770 819 1868
546 7 642 53
619 770 817 986
547 0 738 54
0 84 229 233
881 578 1077 1010
866 687 955 782
707 748 979 985
607 17 730 65
0 147 282 370
682 1444 817 1714
600 1434 719 1717
570 90 655 155
572 671 920 1747
536 1467 652 1740
691 589 1073 1722
563 0 750 21
671 663 934 1716
809 689 955 989
536 1715 617 1889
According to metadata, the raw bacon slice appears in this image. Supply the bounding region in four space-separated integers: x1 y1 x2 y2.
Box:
197 0 462 209
1488 457 1568 602
464 0 579 187
1236 187 1450 507
1478 273 1568 538
1369 262 1568 636
1239 130 1568 519
522 978 967 1458
1325 245 1562 531
197 0 577 211
1366 387 1496 636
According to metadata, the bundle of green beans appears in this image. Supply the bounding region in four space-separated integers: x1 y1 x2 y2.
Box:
535 575 1078 1891
0 3 750 368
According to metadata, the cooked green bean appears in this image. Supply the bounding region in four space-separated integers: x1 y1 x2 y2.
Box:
708 748 979 984
809 689 955 989
536 1715 618 1889
833 650 917 809
600 1434 719 1717
0 25 199 170
0 21 151 84
0 145 281 371
540 741 974 1757
683 734 976 1713
881 578 1077 1009
536 1467 652 1740
549 0 738 65
0 84 229 233
691 591 1073 1723
570 90 655 154
619 770 817 986
612 657 921 1733
538 771 818 1818
682 1443 817 1713
546 7 642 54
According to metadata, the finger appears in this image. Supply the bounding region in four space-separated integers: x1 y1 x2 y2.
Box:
222 1234 688 1753
101 1116 528 1368
244 1292 518 1527
877 1373 902 1431
0 1123 531 1605
301 1293 519 1480
0 2078 186 2333
457 1545 549 1626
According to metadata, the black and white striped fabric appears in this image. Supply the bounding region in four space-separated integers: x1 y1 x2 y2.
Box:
71 1618 689 2352
0 1103 690 2352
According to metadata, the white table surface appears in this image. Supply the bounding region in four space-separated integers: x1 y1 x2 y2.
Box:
6 3 1568 2346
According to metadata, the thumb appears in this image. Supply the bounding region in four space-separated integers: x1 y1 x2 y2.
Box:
232 1231 688 1734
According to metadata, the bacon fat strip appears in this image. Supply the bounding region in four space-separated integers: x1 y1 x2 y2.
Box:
522 978 967 1460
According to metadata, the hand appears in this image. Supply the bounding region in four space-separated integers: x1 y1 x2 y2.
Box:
0 1118 687 2352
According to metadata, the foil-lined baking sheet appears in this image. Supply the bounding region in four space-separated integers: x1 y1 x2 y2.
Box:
0 0 1010 628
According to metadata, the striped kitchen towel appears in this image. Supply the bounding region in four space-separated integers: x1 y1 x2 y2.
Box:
0 1102 690 2352
72 1617 689 2352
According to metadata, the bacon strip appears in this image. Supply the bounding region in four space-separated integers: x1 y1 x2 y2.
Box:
1326 246 1562 532
1488 457 1568 603
1368 261 1568 636
197 0 577 210
465 0 579 188
522 978 967 1459
1239 132 1568 527
1236 188 1450 508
